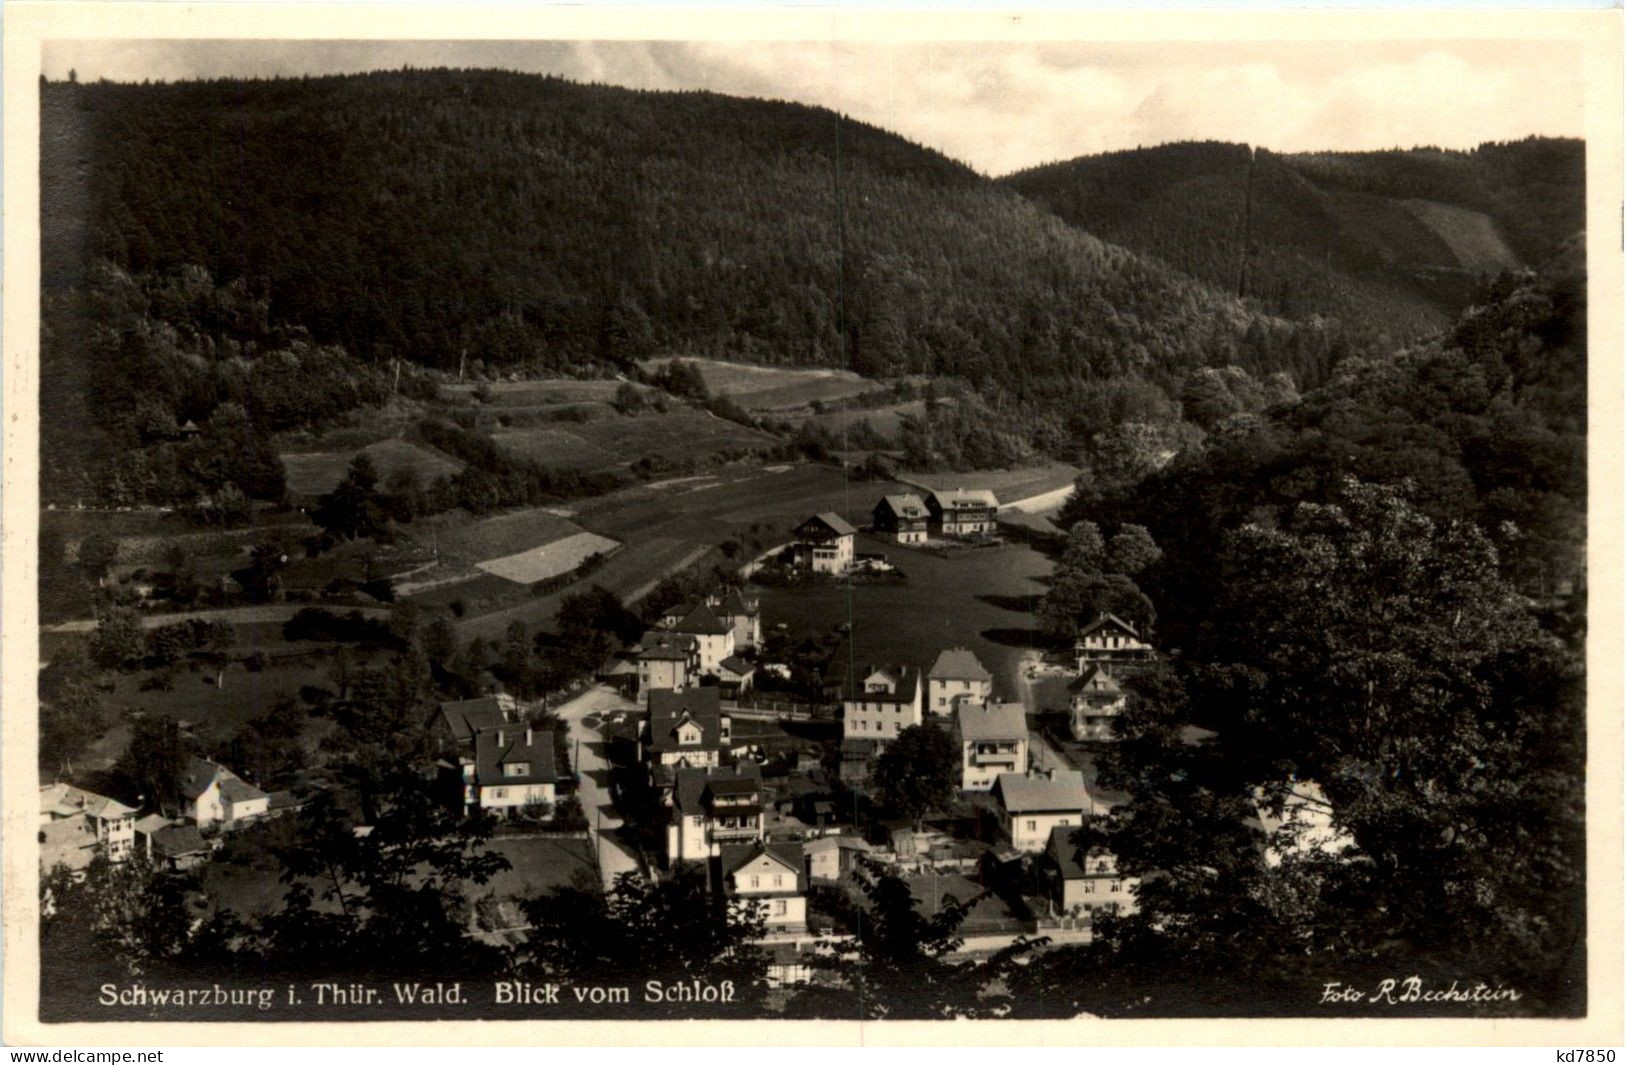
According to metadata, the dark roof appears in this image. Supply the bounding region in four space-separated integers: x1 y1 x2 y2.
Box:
1077 613 1141 640
840 738 880 758
639 630 696 661
719 588 757 616
474 727 558 787
152 824 209 859
1046 824 1118 880
218 776 268 805
178 757 222 800
718 655 755 677
672 602 731 637
795 512 856 539
646 688 726 753
719 840 806 892
929 647 993 682
1068 665 1123 696
673 763 763 814
438 696 511 743
840 665 920 704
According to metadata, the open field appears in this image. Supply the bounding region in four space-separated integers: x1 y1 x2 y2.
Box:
491 426 623 469
280 438 464 498
789 400 929 439
638 357 873 411
492 409 776 472
1402 199 1523 273
409 506 587 565
476 531 620 583
441 379 628 406
754 531 1055 709
898 463 1079 507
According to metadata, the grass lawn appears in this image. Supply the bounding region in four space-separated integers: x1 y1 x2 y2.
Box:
571 409 778 459
280 438 464 499
442 380 626 407
102 656 352 752
794 400 928 439
900 463 1079 506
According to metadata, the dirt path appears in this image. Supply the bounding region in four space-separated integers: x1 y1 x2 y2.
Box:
45 603 390 635
552 685 643 891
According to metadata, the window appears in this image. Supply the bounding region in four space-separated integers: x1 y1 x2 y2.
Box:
773 900 788 916
490 787 506 800
1083 881 1095 894
749 876 759 888
1026 820 1036 832
503 762 528 778
773 875 783 888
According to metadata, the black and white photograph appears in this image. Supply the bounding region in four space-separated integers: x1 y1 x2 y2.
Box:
5 4 1620 1046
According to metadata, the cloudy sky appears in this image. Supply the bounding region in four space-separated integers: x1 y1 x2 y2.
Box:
42 38 1584 175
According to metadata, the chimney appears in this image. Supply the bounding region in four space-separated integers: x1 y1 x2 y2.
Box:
525 727 533 746
496 729 505 747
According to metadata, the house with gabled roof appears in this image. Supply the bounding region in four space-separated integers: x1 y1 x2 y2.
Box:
643 688 731 770
667 762 764 863
840 665 922 747
717 841 807 933
39 783 138 870
1069 665 1126 742
637 629 699 696
805 834 875 883
992 768 1092 852
468 726 557 816
926 488 999 537
179 758 269 829
1249 781 1358 867
927 646 994 715
134 816 213 871
1043 825 1139 919
433 694 517 753
716 654 756 698
953 699 1029 790
715 587 762 650
873 493 929 544
790 512 856 574
670 601 736 675
1074 613 1154 671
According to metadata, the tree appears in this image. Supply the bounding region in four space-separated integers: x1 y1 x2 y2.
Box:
873 723 959 827
39 643 106 773
1039 570 1155 641
1104 523 1162 577
516 866 769 1015
76 532 119 583
1060 520 1106 573
313 453 390 542
226 696 308 788
783 858 1041 1018
258 766 510 977
114 713 188 814
89 605 146 669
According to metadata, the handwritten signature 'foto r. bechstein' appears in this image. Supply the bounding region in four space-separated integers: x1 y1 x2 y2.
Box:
1321 976 1522 1006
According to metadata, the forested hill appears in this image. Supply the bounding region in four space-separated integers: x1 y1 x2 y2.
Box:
1001 139 1584 339
42 69 1344 405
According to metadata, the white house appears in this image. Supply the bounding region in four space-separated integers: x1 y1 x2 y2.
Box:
1044 825 1139 919
179 758 270 829
926 489 999 537
953 699 1029 790
805 834 875 883
840 665 922 746
637 630 698 696
1250 781 1358 866
1075 613 1154 671
644 688 731 770
469 726 558 816
666 763 763 864
718 841 807 933
1068 665 1126 741
669 602 737 675
715 588 763 650
39 783 137 871
992 769 1092 852
872 494 929 544
790 512 856 574
927 647 994 715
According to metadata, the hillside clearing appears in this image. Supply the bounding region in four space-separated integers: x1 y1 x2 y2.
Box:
475 531 621 584
281 438 463 498
637 357 873 411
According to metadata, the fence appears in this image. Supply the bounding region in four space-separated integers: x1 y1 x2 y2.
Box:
727 697 833 721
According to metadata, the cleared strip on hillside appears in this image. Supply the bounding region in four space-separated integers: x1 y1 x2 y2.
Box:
475 531 621 584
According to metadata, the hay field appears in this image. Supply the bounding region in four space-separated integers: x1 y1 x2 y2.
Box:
281 438 463 498
475 531 620 583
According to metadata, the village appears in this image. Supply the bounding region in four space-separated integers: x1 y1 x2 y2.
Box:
40 481 1347 988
